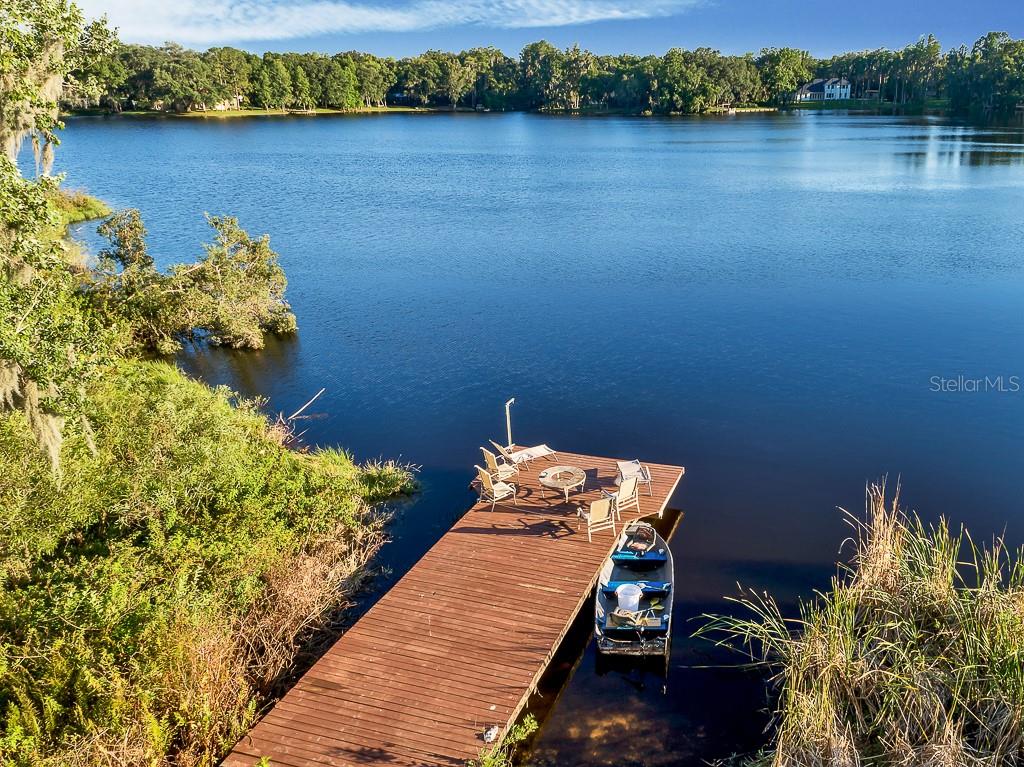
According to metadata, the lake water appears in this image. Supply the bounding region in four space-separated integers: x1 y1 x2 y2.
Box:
51 111 1024 764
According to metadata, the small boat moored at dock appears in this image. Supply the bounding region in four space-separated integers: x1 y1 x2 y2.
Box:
595 520 674 656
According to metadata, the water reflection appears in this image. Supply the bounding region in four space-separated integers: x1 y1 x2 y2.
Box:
898 149 1024 167
520 512 772 766
524 606 770 767
179 333 303 403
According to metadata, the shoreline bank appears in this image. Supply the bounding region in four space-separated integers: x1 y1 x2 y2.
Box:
63 101 979 122
63 105 463 120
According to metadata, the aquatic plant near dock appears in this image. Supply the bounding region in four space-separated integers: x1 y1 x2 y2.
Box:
469 715 539 767
697 483 1024 766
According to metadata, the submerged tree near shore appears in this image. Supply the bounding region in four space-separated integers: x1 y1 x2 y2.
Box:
93 208 297 354
698 485 1024 766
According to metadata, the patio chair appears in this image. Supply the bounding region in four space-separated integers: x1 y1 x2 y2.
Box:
489 440 556 467
603 476 639 520
577 497 616 543
475 465 517 511
616 459 653 496
480 446 518 482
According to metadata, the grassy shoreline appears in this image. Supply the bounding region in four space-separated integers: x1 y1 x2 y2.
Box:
0 358 417 766
0 186 418 767
65 105 463 119
784 97 951 113
47 188 110 227
69 105 784 120
65 102 968 122
42 188 110 265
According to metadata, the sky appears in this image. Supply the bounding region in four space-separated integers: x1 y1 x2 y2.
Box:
76 0 1024 58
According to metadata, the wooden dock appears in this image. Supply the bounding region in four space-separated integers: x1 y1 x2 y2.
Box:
223 448 685 767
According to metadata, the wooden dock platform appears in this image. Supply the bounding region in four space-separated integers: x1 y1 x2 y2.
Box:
223 448 684 767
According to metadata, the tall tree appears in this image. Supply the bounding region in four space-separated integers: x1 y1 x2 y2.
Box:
438 54 475 109
151 43 215 111
657 48 707 113
248 62 273 109
205 47 253 109
113 44 161 109
1 0 112 163
297 53 329 106
397 53 442 105
1 0 113 464
519 41 564 109
290 65 314 110
323 59 359 108
462 47 516 109
65 22 125 111
757 47 815 104
353 55 393 107
947 32 1024 117
558 44 596 110
265 57 292 110
720 53 764 105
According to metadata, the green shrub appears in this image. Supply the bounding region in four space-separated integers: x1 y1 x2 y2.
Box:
0 359 416 766
469 714 538 767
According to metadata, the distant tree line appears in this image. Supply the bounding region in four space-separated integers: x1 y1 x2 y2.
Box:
67 32 1024 118
818 32 1024 116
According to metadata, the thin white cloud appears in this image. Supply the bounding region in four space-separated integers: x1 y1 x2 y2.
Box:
76 0 697 45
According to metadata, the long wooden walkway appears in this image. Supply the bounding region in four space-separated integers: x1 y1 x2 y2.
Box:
223 448 684 767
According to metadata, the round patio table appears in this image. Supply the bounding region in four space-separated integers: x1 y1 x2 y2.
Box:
538 465 586 504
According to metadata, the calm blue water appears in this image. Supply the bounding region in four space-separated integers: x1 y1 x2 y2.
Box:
49 111 1024 764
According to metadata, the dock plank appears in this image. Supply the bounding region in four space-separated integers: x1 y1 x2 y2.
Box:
224 448 683 767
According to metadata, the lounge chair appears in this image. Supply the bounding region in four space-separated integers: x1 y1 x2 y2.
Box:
616 459 653 496
480 446 518 482
577 497 616 542
489 440 556 467
475 465 517 511
603 476 639 520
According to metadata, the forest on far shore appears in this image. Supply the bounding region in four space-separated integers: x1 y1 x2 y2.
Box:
67 32 1024 118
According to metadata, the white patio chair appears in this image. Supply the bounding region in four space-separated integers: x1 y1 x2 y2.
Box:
489 440 556 467
475 465 517 511
603 475 639 520
480 446 518 482
616 459 653 496
576 497 616 542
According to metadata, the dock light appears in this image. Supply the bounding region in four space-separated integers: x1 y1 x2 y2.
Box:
505 397 515 450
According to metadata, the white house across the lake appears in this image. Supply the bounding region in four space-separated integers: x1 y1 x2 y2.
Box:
792 78 852 102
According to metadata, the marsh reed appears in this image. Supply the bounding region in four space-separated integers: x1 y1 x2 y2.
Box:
697 483 1024 766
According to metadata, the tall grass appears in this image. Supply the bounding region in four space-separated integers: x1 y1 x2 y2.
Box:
40 187 111 269
46 187 111 227
0 359 417 766
696 483 1024 766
